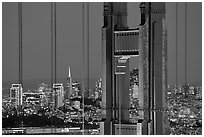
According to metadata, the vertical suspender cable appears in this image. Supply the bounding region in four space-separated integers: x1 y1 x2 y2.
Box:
51 2 54 132
54 3 57 132
176 3 178 88
18 2 23 130
51 2 53 106
82 2 85 135
152 20 156 135
148 2 152 135
87 3 90 98
54 2 57 85
110 3 116 135
18 2 23 86
185 3 187 85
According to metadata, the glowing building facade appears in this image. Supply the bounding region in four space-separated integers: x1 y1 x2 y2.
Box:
10 84 23 108
53 83 64 109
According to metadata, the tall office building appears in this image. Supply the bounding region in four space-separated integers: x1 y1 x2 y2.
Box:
66 66 72 102
53 83 64 109
95 79 102 99
10 84 23 108
132 83 139 98
138 2 170 135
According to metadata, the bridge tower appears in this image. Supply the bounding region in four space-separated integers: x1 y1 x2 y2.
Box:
100 2 170 135
101 2 139 135
138 2 170 135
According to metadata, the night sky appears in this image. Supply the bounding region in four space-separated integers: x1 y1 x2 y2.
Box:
2 2 202 86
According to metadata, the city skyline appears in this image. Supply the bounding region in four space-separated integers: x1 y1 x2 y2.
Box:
2 2 202 85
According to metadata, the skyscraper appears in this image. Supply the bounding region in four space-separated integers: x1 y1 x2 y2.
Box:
66 66 72 103
10 84 23 108
53 83 64 109
95 79 102 99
